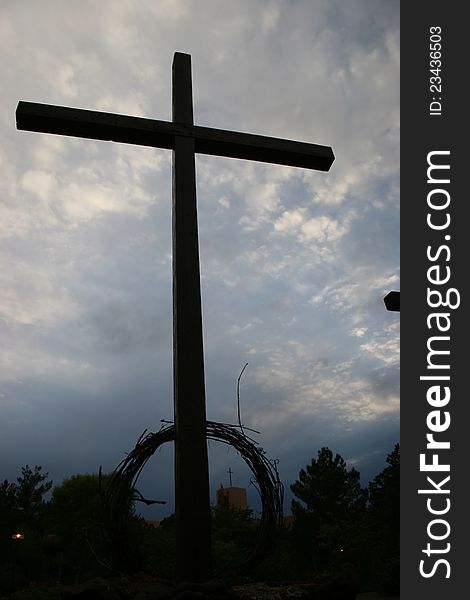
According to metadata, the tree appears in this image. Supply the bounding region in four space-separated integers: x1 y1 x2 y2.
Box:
291 447 367 519
0 467 52 589
0 479 18 527
15 465 52 532
50 473 106 536
0 479 19 560
49 472 139 581
369 443 400 520
367 443 400 594
290 447 368 576
47 473 112 581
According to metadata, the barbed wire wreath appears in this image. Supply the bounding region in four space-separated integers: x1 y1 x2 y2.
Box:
101 421 284 575
100 366 284 575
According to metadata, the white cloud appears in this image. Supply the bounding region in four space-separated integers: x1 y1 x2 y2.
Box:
245 366 399 431
54 63 78 99
274 209 305 233
217 196 230 211
360 322 400 367
300 215 347 243
21 170 59 201
30 136 67 170
239 180 282 231
94 93 148 118
351 327 367 338
0 260 78 326
274 205 357 249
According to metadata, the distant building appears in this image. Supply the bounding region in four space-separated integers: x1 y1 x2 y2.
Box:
282 515 294 527
145 519 161 528
216 485 248 510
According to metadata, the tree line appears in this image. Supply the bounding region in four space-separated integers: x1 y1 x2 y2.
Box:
0 444 399 596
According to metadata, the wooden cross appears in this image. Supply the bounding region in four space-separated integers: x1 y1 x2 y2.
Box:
227 467 234 487
16 52 334 581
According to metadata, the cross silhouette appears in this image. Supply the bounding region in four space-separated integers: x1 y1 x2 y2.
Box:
16 52 334 581
227 467 234 487
384 291 400 311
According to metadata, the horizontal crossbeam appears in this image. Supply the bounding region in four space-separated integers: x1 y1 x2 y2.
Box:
16 101 334 171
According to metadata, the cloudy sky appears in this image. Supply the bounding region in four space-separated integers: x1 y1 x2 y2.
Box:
1 0 399 518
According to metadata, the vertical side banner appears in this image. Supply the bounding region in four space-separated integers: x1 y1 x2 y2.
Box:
402 4 467 598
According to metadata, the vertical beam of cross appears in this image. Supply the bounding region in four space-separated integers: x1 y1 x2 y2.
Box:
227 467 233 487
172 53 212 581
